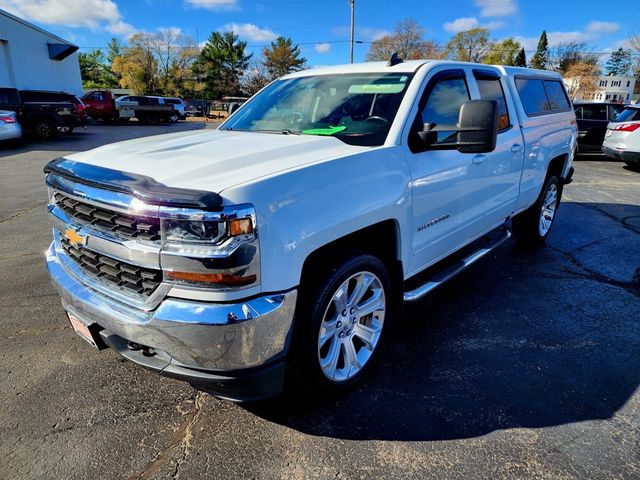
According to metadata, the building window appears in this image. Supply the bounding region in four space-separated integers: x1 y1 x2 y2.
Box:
599 80 607 87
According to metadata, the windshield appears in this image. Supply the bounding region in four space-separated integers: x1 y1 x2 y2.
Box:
222 73 414 146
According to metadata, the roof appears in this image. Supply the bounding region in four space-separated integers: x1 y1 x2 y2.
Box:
0 8 77 47
283 60 430 78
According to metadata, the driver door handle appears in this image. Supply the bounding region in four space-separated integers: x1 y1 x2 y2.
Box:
472 154 485 165
511 143 523 153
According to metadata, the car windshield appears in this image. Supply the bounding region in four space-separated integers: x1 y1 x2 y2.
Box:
615 107 640 123
222 73 414 146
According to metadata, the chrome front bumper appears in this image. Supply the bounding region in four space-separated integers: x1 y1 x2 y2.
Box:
46 242 297 372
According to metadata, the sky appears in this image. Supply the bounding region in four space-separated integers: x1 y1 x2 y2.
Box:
0 0 636 66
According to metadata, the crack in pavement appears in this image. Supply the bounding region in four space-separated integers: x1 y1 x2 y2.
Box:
549 245 640 297
0 204 45 225
128 392 207 480
576 203 640 236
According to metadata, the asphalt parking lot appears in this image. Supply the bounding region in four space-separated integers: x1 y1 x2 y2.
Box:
1 125 639 479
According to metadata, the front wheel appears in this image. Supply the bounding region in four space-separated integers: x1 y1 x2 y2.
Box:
291 254 394 394
513 175 561 245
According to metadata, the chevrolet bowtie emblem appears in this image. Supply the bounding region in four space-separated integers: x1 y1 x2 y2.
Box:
64 228 87 247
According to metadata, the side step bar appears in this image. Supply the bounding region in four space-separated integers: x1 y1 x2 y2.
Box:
403 229 512 302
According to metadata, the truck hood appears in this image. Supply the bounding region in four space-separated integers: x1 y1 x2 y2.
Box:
65 129 365 193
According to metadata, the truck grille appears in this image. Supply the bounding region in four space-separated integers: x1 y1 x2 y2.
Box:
53 192 160 242
60 236 162 296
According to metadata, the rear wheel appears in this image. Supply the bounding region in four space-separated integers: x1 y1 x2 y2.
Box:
169 112 178 123
513 175 561 245
33 119 56 139
145 113 159 125
291 254 394 394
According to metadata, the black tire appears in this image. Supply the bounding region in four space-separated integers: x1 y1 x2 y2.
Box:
169 112 178 123
289 253 395 396
145 113 159 125
33 119 56 139
513 174 562 245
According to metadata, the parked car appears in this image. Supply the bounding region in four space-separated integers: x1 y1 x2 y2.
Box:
82 90 178 124
160 97 187 120
0 110 22 143
602 104 640 169
0 87 84 139
44 60 576 401
184 99 209 117
573 102 625 152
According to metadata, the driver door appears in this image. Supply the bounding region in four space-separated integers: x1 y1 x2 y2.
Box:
405 68 490 276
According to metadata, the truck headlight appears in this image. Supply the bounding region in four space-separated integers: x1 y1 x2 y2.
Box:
159 205 260 290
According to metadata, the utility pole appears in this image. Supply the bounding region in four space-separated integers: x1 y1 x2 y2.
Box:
348 0 355 63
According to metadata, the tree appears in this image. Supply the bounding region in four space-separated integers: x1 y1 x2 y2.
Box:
111 33 158 94
483 38 522 66
515 47 526 67
366 18 442 61
263 36 306 80
195 31 252 100
445 28 492 63
530 30 549 69
564 61 600 101
242 58 271 96
149 29 199 95
627 29 640 85
605 47 632 76
549 42 599 74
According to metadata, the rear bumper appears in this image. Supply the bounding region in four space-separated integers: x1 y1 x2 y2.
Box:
46 242 297 401
602 146 640 164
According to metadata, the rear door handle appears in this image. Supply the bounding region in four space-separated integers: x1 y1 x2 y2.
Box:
511 143 523 153
472 154 485 165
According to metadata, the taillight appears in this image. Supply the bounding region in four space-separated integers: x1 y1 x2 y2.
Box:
614 123 640 133
0 115 16 123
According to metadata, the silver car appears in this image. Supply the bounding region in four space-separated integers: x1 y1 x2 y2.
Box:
0 110 22 142
602 105 640 169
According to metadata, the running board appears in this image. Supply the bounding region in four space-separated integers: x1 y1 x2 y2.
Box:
403 229 512 302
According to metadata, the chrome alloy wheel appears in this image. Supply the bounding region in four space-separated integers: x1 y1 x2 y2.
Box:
317 271 386 382
539 182 558 237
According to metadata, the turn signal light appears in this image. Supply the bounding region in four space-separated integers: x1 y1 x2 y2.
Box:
228 218 254 236
166 271 257 286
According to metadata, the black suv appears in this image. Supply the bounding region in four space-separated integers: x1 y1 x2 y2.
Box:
0 88 86 139
574 102 625 152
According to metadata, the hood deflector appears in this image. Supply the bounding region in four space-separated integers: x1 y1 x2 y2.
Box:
44 157 223 211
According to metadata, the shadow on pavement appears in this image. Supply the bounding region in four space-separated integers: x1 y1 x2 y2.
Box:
246 202 640 441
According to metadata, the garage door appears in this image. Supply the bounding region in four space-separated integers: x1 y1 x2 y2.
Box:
0 40 15 87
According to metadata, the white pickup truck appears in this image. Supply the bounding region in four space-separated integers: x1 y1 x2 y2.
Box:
45 59 576 401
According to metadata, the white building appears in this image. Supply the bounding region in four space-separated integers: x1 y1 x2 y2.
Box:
565 74 636 104
0 9 82 95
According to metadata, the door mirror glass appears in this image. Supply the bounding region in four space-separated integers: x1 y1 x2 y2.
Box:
418 100 498 154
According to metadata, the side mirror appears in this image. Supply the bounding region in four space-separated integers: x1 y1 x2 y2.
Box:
417 100 499 154
457 100 499 153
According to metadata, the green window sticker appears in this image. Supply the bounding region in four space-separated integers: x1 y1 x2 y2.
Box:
302 125 347 136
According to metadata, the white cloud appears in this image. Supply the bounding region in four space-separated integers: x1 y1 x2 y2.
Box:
585 21 620 35
0 0 136 37
186 0 239 10
444 17 480 33
332 26 390 41
473 0 518 17
443 17 504 33
315 42 331 54
221 23 278 42
547 31 597 45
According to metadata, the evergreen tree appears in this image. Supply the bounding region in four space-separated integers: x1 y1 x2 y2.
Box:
515 47 526 67
605 48 632 76
194 31 252 100
263 37 306 80
530 31 549 69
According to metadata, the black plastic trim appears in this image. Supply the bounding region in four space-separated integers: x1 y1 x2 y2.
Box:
44 157 223 210
472 68 501 80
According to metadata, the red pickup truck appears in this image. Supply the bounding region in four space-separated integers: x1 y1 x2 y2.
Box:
82 90 177 124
